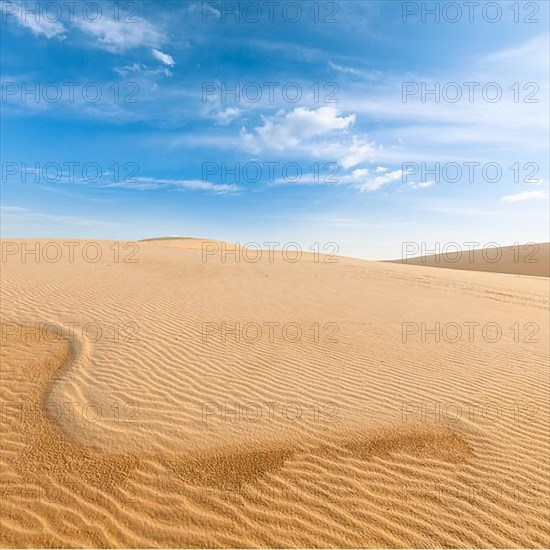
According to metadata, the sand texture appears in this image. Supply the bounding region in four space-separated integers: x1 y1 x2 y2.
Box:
1 238 549 547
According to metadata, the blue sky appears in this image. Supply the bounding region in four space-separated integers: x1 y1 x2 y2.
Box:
1 0 548 259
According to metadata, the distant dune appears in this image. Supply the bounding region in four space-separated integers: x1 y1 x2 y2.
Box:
1 238 548 547
388 242 550 277
138 236 241 251
138 235 197 241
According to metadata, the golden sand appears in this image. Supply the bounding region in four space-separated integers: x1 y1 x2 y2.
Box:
1 238 548 547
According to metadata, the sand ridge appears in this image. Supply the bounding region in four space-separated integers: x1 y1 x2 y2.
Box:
388 242 550 277
1 323 485 547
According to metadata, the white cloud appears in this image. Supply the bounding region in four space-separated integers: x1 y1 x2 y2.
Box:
241 107 355 153
114 62 173 78
0 205 112 226
152 48 175 66
201 90 243 125
214 107 242 125
237 108 387 173
354 169 403 192
114 62 145 74
500 190 548 203
338 136 376 168
328 61 379 79
328 61 363 76
336 167 403 192
75 17 163 53
207 6 221 17
408 180 435 189
2 2 176 67
105 177 240 194
349 168 369 178
1 1 66 38
270 164 404 193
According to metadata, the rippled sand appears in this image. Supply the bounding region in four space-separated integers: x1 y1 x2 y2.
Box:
1 238 548 547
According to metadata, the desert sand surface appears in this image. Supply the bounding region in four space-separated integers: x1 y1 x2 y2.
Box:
0 238 549 548
389 242 550 277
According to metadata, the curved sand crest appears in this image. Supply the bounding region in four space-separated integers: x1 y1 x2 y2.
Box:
1 324 477 548
1 327 478 546
388 242 550 277
1 238 549 547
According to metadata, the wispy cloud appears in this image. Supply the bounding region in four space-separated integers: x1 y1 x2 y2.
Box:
0 1 66 38
2 168 240 195
201 89 243 125
114 62 173 78
152 48 175 67
341 33 549 161
75 17 163 52
272 165 406 193
340 167 404 192
335 136 377 169
328 61 379 79
0 205 113 227
2 3 175 69
500 190 548 203
407 180 435 190
246 39 325 62
104 177 240 194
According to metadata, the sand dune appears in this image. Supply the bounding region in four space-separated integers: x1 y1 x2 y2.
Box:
388 242 550 277
1 238 549 547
